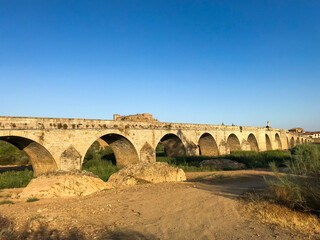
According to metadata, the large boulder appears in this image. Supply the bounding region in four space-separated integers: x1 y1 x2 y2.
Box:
200 159 246 170
19 170 110 199
106 162 186 188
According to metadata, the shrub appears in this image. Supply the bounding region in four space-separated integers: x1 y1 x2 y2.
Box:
0 140 29 165
0 169 33 189
267 144 320 213
82 150 118 182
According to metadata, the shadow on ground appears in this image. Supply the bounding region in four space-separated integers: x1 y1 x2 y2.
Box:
187 171 276 200
0 215 158 240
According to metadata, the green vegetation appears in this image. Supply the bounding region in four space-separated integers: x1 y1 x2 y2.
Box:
0 140 29 165
26 197 39 203
156 156 219 171
226 150 291 168
0 200 14 205
82 142 118 181
267 144 320 213
0 169 33 189
156 149 291 171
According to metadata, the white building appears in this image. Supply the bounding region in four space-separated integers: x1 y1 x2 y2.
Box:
303 131 320 139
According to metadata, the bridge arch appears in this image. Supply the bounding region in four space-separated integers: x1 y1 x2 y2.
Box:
198 133 219 156
227 134 241 151
265 134 272 151
84 133 139 167
275 133 282 150
0 136 57 176
247 133 259 152
290 137 295 148
157 133 186 157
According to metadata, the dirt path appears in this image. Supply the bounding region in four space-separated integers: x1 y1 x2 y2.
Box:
0 170 306 239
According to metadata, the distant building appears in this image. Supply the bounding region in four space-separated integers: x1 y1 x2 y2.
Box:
303 131 320 139
288 127 304 133
113 113 159 122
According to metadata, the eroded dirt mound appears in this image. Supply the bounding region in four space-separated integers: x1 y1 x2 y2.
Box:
106 162 186 188
200 159 246 170
19 170 110 199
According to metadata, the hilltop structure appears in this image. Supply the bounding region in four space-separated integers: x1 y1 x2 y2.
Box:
113 113 159 122
288 127 304 133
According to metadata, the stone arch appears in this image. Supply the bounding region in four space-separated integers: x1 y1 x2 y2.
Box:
247 133 259 152
290 137 295 148
86 133 139 167
158 134 186 157
275 133 282 150
140 142 155 163
296 138 301 145
198 133 219 156
265 134 272 151
0 136 57 176
227 134 241 151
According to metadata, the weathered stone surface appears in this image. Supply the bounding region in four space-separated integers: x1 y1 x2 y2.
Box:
200 159 246 170
106 162 186 188
19 171 110 199
0 116 308 175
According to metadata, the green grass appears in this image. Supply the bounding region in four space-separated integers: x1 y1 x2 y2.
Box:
82 144 118 181
156 150 292 171
0 169 33 189
227 150 291 168
26 197 39 203
0 200 14 205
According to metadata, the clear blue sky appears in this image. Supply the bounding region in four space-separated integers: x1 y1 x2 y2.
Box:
1 1 319 130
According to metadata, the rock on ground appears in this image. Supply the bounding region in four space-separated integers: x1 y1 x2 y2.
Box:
200 159 246 170
106 162 186 188
19 170 110 199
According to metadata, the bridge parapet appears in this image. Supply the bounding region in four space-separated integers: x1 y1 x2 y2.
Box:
0 116 287 132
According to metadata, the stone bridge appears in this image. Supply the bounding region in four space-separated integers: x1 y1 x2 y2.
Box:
0 117 310 176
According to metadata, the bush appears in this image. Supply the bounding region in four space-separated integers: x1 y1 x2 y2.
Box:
0 140 29 165
0 169 33 189
82 150 118 182
267 144 320 213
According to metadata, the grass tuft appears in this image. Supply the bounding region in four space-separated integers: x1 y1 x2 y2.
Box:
0 200 14 205
26 197 39 203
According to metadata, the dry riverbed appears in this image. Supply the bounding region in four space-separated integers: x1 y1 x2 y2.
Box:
0 170 318 240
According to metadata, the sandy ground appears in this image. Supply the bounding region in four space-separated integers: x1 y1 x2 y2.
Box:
0 170 309 239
